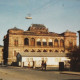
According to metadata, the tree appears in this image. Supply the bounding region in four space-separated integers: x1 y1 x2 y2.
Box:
67 47 80 71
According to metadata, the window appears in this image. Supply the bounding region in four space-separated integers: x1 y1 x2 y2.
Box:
43 42 47 46
54 39 59 47
37 50 41 52
37 42 41 46
48 39 53 46
49 50 53 52
49 42 53 46
43 50 47 52
31 49 35 52
31 38 35 46
60 50 64 53
24 49 29 52
37 38 41 46
14 40 18 46
69 42 73 47
24 38 29 45
55 50 58 52
60 39 64 47
42 39 47 46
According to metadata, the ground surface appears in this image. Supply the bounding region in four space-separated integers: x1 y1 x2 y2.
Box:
0 66 80 80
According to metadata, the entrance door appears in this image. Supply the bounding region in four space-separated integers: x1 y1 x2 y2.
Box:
59 62 64 71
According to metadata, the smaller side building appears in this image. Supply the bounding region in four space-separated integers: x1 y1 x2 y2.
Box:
17 52 70 69
0 45 3 64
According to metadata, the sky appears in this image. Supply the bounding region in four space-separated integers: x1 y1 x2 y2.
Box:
0 0 80 45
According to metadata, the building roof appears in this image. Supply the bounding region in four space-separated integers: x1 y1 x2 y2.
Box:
9 27 23 31
18 52 67 57
65 30 71 32
31 24 46 28
64 30 76 33
28 24 47 32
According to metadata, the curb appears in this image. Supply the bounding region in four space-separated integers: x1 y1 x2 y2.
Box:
60 72 80 76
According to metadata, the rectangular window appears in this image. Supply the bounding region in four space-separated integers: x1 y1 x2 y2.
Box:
43 42 47 46
14 40 18 46
49 42 53 46
37 42 41 46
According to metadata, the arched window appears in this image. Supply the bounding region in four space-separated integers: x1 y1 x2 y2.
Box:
43 50 47 52
55 50 58 52
31 38 35 46
49 50 53 52
24 38 29 45
14 40 18 46
60 39 64 47
24 49 29 52
60 50 64 53
48 39 53 46
31 49 35 52
54 39 59 47
37 39 41 46
37 50 41 52
42 39 47 46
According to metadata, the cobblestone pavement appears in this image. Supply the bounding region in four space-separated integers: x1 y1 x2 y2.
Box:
0 66 80 80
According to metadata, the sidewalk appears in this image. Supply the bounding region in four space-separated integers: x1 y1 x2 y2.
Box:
0 65 80 76
60 71 80 75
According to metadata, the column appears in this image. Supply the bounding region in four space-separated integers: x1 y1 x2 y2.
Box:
53 39 54 47
35 38 37 47
41 39 43 46
47 38 49 46
29 38 31 46
58 39 60 47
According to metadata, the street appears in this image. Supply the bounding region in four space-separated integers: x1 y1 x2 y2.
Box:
0 66 80 80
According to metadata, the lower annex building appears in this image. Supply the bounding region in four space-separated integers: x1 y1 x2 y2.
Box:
3 24 77 66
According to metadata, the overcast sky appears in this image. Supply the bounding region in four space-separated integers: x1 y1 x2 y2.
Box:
0 0 80 45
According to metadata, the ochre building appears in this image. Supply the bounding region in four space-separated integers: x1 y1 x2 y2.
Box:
3 24 77 65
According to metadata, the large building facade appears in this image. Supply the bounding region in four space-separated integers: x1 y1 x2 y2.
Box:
3 24 77 65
